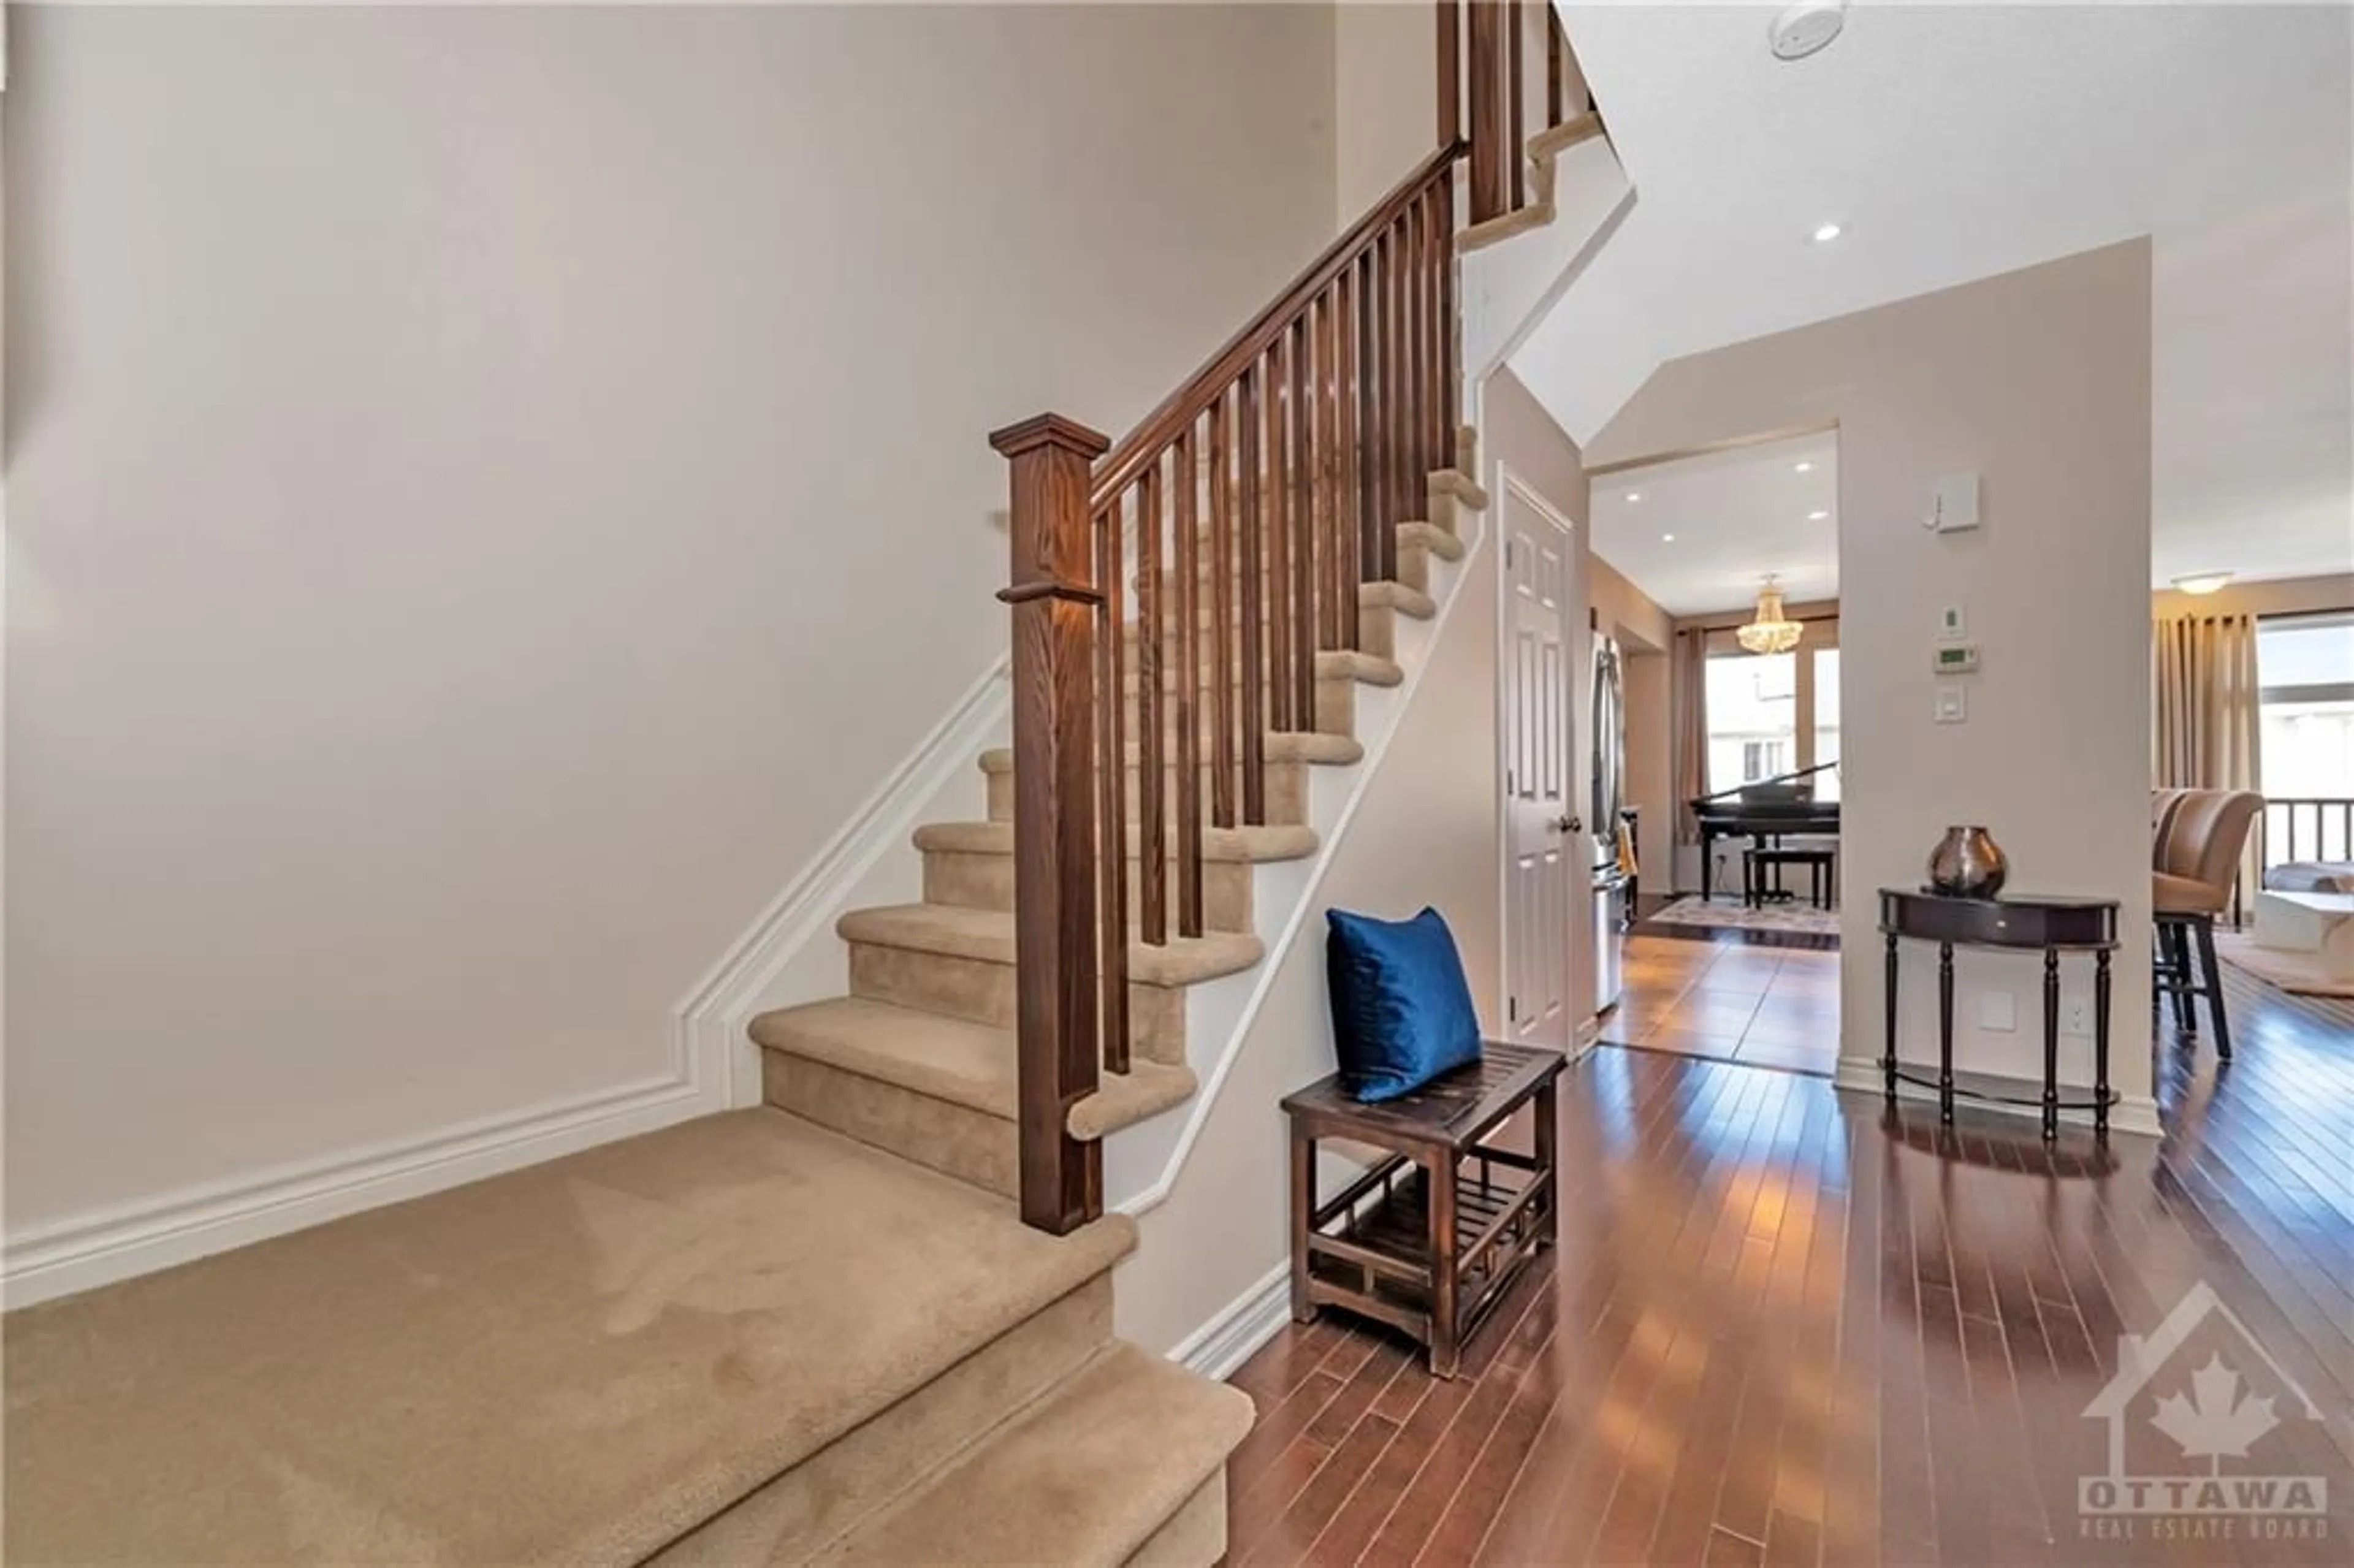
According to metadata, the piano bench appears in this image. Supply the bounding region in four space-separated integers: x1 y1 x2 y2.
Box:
1746 846 1836 910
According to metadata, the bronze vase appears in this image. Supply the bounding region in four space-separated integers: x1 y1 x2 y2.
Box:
1928 826 2008 899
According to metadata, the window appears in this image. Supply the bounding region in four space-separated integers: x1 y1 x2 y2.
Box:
2258 614 2354 863
1705 652 1797 794
1811 648 1841 802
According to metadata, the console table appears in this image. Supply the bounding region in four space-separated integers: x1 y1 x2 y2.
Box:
1281 1044 1563 1378
1878 888 2119 1141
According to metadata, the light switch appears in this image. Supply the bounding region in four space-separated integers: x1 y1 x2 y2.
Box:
1935 684 1967 724
1977 992 2017 1033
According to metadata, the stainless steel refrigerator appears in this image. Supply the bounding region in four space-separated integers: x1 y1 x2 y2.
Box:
1591 636 1630 1014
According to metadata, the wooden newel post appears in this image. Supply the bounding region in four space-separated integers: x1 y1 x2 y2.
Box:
1467 0 1507 224
991 412 1112 1235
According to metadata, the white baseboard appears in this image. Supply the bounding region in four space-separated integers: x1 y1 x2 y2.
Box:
674 657 1011 1108
1 1073 713 1307
1168 1262 1292 1382
1830 1056 2162 1140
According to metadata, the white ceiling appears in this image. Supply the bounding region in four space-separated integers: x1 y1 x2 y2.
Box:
1518 2 2354 588
1590 430 1838 614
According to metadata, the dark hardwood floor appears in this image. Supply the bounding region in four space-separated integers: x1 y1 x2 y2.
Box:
1225 963 2353 1566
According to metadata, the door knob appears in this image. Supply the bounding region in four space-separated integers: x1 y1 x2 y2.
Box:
1556 815 1583 835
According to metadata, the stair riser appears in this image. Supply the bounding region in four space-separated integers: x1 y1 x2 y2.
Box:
1126 677 1357 740
648 1277 1115 1567
985 761 1312 827
1127 1472 1228 1567
923 848 1255 934
848 943 1187 1065
764 1051 1016 1196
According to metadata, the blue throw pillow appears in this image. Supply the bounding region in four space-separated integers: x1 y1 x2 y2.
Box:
1325 906 1482 1102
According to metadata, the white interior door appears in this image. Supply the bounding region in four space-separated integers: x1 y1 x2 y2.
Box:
1503 490 1578 1054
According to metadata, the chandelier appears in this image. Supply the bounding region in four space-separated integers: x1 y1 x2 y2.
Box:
1735 576 1804 655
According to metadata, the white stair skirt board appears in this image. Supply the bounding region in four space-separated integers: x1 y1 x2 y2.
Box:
1831 1056 2162 1140
1168 1262 1293 1382
1104 514 1477 1217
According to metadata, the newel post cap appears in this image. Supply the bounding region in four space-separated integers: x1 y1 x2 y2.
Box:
989 413 1111 461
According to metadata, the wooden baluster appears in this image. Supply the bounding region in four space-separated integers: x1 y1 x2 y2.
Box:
1289 313 1316 724
1280 332 1299 734
1438 0 1462 145
1095 497 1130 1075
989 412 1110 1235
1508 0 1527 211
1374 221 1393 579
1209 390 1237 829
1404 198 1426 515
1239 363 1267 823
1356 251 1380 595
1137 458 1167 945
1338 263 1363 651
1431 164 1450 473
1316 286 1341 654
1547 6 1566 127
1173 424 1204 939
1468 1 1506 223
1425 183 1446 478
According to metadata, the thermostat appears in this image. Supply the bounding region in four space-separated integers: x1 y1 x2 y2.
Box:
1933 642 1981 674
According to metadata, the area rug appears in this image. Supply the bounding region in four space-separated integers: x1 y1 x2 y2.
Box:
2215 931 2354 998
1645 895 1841 940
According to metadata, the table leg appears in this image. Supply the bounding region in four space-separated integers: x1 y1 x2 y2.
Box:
1289 1128 1318 1324
1533 1079 1559 1253
1938 941 1956 1126
2095 948 2113 1142
1702 831 1716 902
2041 948 2060 1142
1883 931 1900 1106
1427 1149 1460 1379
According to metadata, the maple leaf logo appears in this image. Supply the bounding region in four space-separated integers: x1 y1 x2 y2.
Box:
2149 1354 2280 1475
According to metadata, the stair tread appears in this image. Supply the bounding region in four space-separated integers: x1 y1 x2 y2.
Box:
915 818 1319 864
840 903 1265 986
978 731 1364 774
818 1342 1252 1567
750 997 1195 1139
1121 648 1404 691
0 1109 1136 1567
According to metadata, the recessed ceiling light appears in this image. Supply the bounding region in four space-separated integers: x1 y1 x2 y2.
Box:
1810 222 1843 244
1793 460 1815 473
1661 533 1676 543
1625 490 1643 503
1808 509 1830 521
2173 572 2235 596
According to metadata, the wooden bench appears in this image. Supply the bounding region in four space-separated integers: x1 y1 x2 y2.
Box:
1280 1043 1564 1377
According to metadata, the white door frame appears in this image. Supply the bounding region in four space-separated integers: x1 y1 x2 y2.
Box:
1493 464 1591 1057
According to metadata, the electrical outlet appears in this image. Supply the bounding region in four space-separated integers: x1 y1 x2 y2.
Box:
2061 997 2093 1037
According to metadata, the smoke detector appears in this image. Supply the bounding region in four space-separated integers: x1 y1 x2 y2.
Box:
1769 1 1847 61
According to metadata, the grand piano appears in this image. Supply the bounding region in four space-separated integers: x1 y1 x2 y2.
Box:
1691 762 1840 903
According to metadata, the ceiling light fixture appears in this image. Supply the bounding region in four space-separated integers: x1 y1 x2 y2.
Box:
1737 576 1805 655
1769 0 1848 62
1661 533 1676 543
1810 222 1844 244
2172 572 2235 596
1625 490 1643 503
1808 509 1830 521
1794 460 1815 473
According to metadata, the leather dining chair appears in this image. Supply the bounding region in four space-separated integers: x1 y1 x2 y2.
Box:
2151 788 2192 866
2152 790 2264 1059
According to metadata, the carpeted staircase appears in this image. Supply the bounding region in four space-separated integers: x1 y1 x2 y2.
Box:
1 460 1480 1567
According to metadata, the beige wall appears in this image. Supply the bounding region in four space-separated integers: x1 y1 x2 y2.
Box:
1594 241 2157 1119
1590 554 1672 890
3 4 1338 1231
1334 0 1434 224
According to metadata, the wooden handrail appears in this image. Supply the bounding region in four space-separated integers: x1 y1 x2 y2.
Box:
1092 141 1465 508
991 0 1596 1235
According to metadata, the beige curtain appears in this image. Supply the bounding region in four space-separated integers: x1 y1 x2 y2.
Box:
1673 628 1708 843
2153 612 2262 791
2154 611 2263 897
